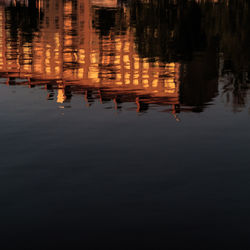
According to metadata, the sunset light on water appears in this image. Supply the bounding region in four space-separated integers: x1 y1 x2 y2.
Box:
1 1 250 249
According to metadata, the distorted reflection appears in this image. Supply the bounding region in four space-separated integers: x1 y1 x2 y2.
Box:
0 0 249 115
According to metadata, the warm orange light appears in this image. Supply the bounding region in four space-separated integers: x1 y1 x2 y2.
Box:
0 0 180 106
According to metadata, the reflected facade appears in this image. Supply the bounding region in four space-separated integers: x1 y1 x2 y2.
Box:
0 0 249 114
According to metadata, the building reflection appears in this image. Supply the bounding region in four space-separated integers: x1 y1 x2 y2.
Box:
0 0 248 114
0 0 182 116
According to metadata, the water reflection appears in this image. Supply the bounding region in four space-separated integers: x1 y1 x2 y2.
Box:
0 0 249 114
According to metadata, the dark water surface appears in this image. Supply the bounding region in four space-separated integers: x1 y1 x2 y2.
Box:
0 0 250 249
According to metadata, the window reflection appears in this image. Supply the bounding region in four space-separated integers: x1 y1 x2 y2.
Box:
0 0 249 114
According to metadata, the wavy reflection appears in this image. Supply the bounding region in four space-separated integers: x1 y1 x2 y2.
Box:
0 0 249 114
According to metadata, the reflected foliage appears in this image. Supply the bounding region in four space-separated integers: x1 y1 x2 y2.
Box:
128 0 250 110
129 0 206 62
0 0 250 113
5 1 41 44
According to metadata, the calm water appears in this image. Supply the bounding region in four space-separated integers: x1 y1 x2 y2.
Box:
1 0 250 249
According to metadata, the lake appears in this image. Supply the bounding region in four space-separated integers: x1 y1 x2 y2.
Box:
0 0 250 249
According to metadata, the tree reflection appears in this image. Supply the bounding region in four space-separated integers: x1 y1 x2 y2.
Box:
4 0 41 68
127 0 250 111
129 0 206 62
1 0 250 113
5 0 41 44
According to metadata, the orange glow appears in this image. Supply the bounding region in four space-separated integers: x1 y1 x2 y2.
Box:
0 0 180 109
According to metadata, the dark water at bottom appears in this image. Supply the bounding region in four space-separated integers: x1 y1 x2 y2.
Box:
1 0 250 248
0 83 250 249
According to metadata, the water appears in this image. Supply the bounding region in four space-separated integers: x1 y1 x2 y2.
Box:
0 0 250 249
